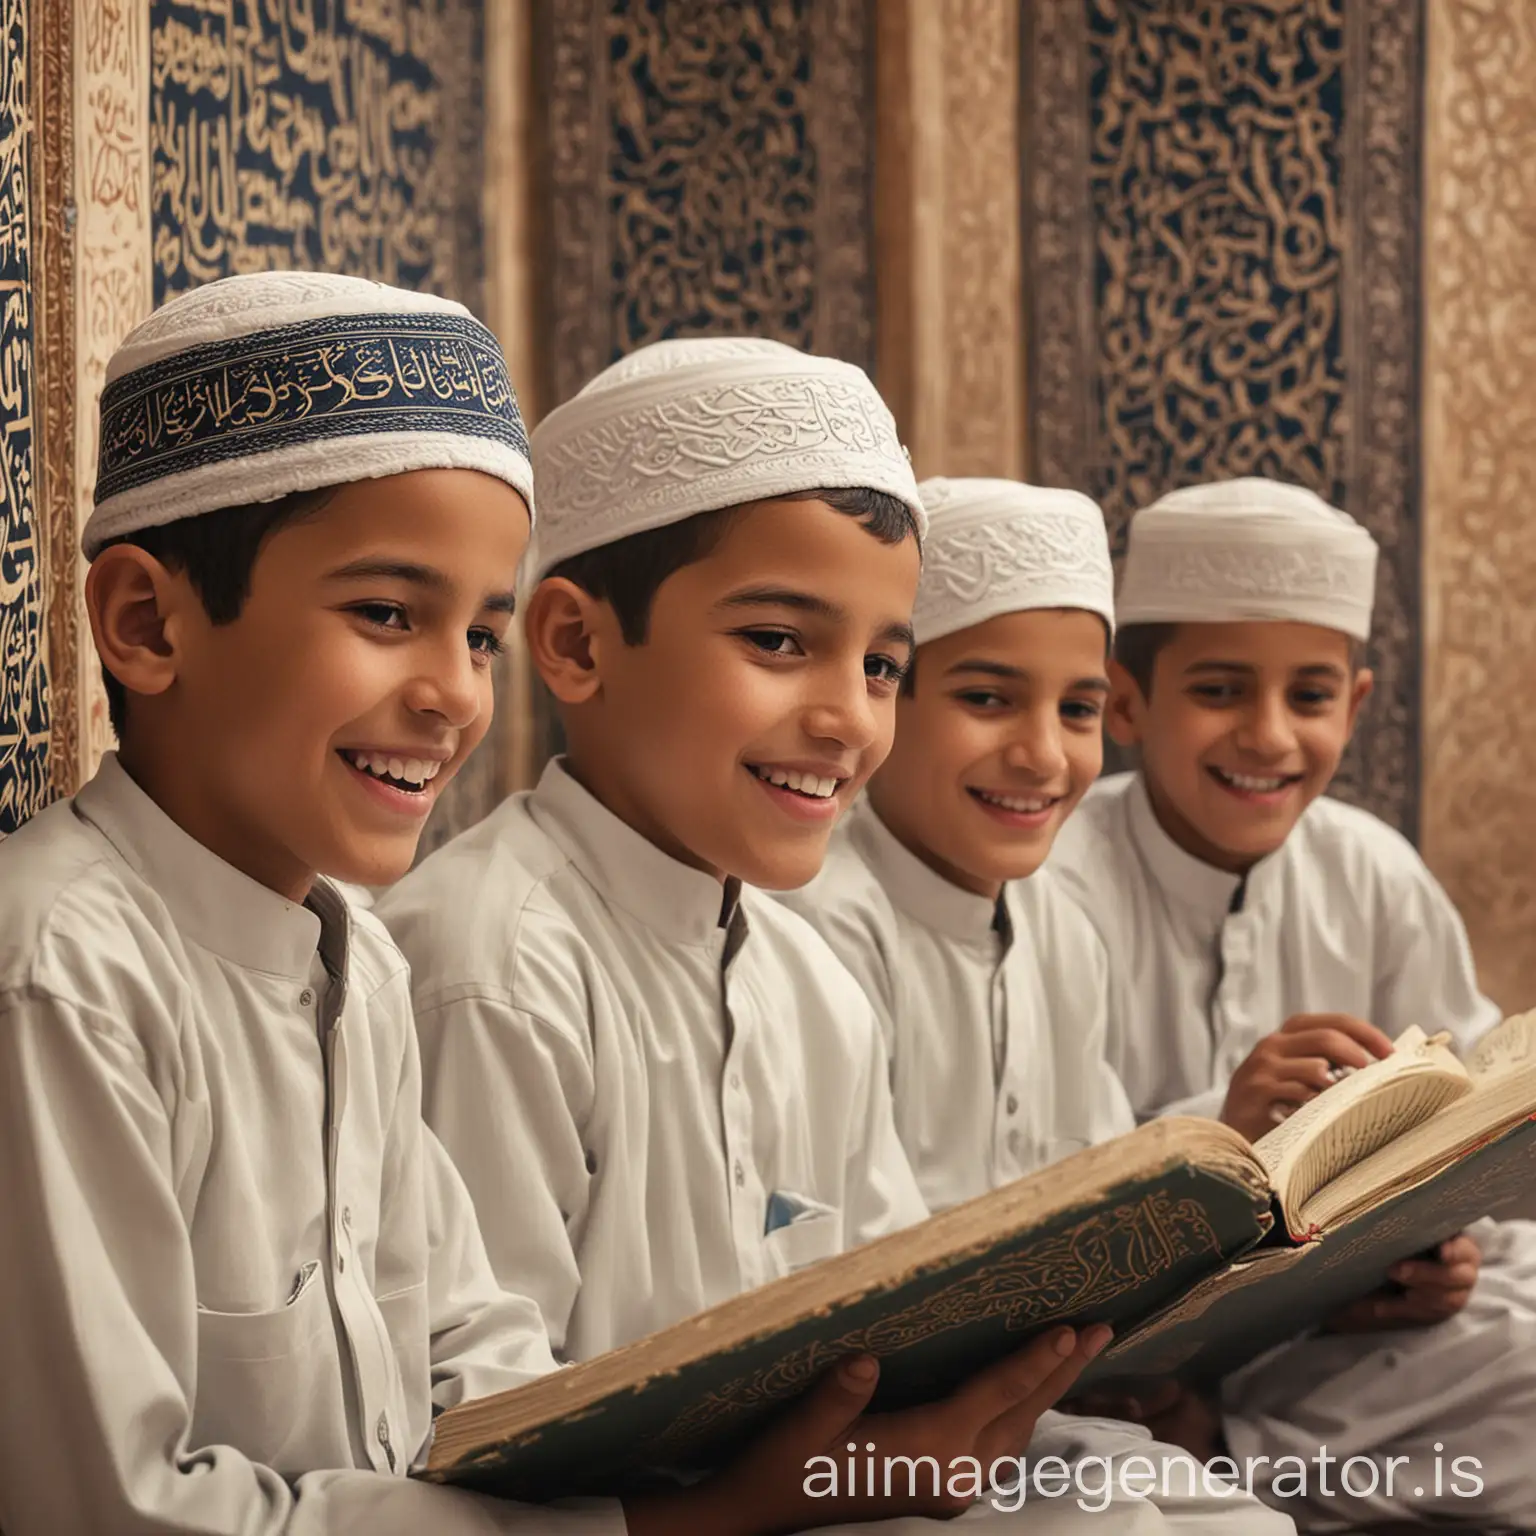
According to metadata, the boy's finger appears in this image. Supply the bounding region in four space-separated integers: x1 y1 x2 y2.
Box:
985 1328 1114 1452
946 1326 1086 1430
1270 1029 1374 1070
757 1355 879 1460
1280 1013 1394 1059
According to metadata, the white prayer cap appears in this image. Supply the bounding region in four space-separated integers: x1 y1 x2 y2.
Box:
911 477 1114 646
86 271 533 558
526 336 923 582
1116 478 1378 641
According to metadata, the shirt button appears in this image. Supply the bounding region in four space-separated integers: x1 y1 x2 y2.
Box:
299 988 315 1007
1005 1094 1019 1116
734 1159 746 1188
342 1205 352 1230
1007 1130 1021 1156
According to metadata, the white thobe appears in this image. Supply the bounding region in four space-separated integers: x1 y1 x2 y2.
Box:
384 762 1290 1535
1051 770 1536 1529
0 754 621 1536
780 798 1134 1212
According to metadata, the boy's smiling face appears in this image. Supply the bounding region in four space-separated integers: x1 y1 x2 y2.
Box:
533 495 921 890
91 468 529 898
1108 620 1373 872
867 608 1110 898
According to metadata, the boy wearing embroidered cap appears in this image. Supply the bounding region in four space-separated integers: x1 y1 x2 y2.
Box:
782 476 1133 1213
382 352 1292 1535
1051 476 1536 1529
0 270 748 1535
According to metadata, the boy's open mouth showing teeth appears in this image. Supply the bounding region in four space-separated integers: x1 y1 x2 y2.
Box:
340 750 443 795
747 764 841 800
967 787 1058 815
1208 766 1301 794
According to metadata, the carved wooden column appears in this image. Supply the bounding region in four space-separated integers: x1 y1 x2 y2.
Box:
874 0 1024 481
1422 0 1536 1009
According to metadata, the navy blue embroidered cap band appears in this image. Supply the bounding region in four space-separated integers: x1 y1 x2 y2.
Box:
84 271 534 559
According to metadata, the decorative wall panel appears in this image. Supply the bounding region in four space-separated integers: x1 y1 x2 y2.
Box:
0 0 43 834
1024 0 1422 836
1422 0 1536 1010
150 0 484 309
541 0 875 411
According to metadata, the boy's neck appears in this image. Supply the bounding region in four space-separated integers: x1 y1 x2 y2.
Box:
865 791 1004 903
560 748 729 885
1140 770 1264 877
117 739 316 904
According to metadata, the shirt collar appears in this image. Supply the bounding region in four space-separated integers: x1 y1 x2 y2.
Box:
75 753 328 979
849 798 1002 944
528 757 738 945
1125 771 1251 926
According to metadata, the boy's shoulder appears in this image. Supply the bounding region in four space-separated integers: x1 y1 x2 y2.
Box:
377 790 594 1007
0 797 189 1025
1048 772 1140 899
1007 863 1110 968
1289 792 1427 880
778 816 900 939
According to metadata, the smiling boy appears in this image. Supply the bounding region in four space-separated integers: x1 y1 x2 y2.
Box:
1050 477 1536 1529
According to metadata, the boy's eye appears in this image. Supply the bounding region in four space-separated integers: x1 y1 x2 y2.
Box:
954 689 1008 710
351 600 408 631
1290 687 1337 710
737 628 804 657
469 626 507 661
1061 699 1103 722
865 653 908 688
1188 682 1242 705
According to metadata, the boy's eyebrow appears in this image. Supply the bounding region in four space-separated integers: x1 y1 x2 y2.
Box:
945 658 1110 692
1183 659 1256 676
324 557 517 614
1295 662 1348 680
718 585 915 653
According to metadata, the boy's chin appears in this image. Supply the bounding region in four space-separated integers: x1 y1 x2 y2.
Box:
319 834 420 892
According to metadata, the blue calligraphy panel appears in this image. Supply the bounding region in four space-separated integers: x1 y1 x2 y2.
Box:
150 0 483 304
0 0 46 835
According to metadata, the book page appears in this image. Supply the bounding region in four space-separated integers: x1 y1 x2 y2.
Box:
1469 1008 1536 1082
1253 1029 1470 1225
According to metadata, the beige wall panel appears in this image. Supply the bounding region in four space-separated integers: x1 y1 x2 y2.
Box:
875 0 1023 481
74 0 153 784
1423 0 1536 1009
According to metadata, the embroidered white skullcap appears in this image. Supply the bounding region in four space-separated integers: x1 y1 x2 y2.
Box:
85 271 533 558
526 336 922 581
912 477 1114 646
1117 477 1378 641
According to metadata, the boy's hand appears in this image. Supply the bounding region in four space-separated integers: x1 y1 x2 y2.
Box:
1324 1233 1482 1334
1220 1013 1394 1143
624 1323 1111 1536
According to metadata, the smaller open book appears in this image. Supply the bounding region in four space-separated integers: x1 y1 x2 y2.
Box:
421 1009 1536 1502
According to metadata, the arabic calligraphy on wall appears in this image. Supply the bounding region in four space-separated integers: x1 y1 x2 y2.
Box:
1024 0 1423 836
0 0 45 835
543 0 874 409
150 0 483 306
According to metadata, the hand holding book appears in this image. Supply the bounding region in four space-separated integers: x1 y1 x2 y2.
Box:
623 1325 1112 1535
1220 1013 1395 1142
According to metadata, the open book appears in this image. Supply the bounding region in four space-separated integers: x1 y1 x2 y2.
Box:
420 1009 1536 1501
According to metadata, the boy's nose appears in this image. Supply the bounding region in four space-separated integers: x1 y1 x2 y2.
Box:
1003 721 1067 779
404 644 482 731
1238 693 1299 756
801 666 880 751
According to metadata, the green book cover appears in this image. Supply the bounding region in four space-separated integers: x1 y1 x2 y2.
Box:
421 1119 1271 1501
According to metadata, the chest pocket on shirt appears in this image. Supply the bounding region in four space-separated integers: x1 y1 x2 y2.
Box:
763 1193 843 1276
195 1264 339 1474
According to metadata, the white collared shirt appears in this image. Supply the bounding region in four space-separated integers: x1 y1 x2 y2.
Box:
0 754 620 1536
1050 772 1501 1120
380 759 927 1362
779 799 1134 1212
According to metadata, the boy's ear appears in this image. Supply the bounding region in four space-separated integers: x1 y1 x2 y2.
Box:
525 577 609 705
1104 657 1147 749
84 545 187 706
1344 666 1375 738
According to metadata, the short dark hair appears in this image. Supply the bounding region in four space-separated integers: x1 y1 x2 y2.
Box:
1113 620 1367 699
98 487 335 740
545 486 919 645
